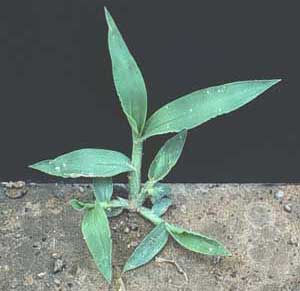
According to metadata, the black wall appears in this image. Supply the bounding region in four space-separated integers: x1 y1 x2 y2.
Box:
0 1 298 182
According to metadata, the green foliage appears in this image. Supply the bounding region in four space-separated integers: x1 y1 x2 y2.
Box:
142 80 281 139
93 177 113 202
70 199 94 211
147 183 172 203
151 198 172 217
105 8 147 135
124 223 168 272
166 224 231 256
30 149 134 178
81 202 112 282
148 130 187 182
29 7 281 284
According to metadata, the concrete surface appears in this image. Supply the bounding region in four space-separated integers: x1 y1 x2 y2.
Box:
0 183 299 291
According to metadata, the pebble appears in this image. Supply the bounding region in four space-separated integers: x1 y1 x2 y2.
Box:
14 233 22 239
23 275 34 286
227 234 233 240
181 205 187 214
78 186 85 193
284 204 292 213
54 278 61 286
53 191 65 199
32 242 41 249
124 227 130 234
212 256 222 265
37 272 46 279
5 189 28 199
10 278 18 289
129 223 138 231
274 190 285 200
2 181 26 189
67 283 73 288
52 253 61 258
287 238 298 247
127 241 139 248
53 259 65 273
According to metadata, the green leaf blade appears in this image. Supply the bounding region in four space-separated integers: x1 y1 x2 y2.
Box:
148 131 187 182
105 8 147 134
93 177 113 202
81 203 112 282
143 79 281 139
148 183 172 203
124 223 168 272
167 224 231 256
29 149 134 178
151 198 172 217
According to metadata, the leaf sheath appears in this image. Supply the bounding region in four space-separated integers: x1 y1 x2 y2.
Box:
93 177 113 202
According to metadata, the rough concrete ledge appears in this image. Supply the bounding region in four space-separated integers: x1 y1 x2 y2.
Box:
0 183 300 291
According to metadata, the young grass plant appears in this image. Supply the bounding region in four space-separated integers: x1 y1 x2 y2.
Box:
30 8 281 283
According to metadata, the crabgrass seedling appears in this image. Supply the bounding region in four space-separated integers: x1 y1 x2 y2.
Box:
30 7 281 283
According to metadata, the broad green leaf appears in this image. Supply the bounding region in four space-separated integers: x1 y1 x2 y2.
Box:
143 80 281 139
151 198 172 217
124 223 168 272
148 131 187 182
81 203 112 282
93 177 113 202
105 7 147 134
29 149 134 178
166 224 231 256
70 199 94 211
148 183 172 203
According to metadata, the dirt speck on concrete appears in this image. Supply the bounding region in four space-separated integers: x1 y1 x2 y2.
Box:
0 183 300 290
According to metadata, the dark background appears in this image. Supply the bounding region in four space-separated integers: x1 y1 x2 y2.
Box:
0 1 298 182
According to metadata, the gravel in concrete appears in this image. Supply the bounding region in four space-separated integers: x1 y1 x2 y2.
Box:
0 183 300 291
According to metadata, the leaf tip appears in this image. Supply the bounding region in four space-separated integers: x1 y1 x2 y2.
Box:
104 272 112 284
222 248 232 257
269 78 282 86
28 161 40 169
104 6 109 15
104 6 112 24
28 159 52 173
258 79 281 90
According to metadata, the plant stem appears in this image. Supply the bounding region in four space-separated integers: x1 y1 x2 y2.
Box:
104 198 164 227
128 133 143 202
136 180 154 206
